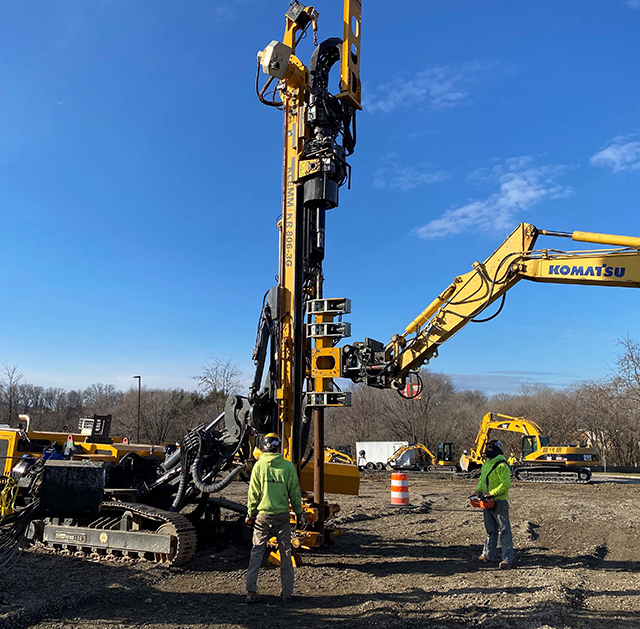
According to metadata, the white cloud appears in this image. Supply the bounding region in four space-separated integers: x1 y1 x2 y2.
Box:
365 61 503 114
374 153 449 192
627 0 640 9
589 135 640 173
415 156 572 239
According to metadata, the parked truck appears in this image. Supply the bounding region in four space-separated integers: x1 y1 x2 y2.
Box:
356 441 414 471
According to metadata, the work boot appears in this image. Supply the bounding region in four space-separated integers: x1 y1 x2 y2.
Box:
499 560 511 570
477 555 490 563
280 591 293 603
246 592 261 604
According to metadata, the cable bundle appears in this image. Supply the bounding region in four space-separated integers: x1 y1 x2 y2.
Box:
0 463 44 568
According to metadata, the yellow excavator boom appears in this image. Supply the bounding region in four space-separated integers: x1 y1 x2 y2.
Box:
342 222 640 391
470 412 544 462
387 443 437 467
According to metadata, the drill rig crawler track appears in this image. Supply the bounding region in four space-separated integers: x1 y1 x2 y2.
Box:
29 502 198 566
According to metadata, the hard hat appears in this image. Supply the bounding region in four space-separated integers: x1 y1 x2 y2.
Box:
263 433 280 453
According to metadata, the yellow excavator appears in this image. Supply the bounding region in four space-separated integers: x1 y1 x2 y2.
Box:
460 412 600 483
387 442 457 472
335 221 640 487
324 447 356 465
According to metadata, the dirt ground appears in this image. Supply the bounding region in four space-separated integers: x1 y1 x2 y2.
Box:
2 474 640 629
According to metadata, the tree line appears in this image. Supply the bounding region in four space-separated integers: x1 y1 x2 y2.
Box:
0 359 242 445
3 339 640 467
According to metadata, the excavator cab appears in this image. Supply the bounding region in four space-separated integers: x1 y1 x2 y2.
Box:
437 442 455 465
522 435 550 459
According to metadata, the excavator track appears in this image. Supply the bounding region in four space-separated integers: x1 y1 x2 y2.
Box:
31 502 198 567
513 465 592 484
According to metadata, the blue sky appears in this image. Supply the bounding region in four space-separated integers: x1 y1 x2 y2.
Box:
1 0 639 395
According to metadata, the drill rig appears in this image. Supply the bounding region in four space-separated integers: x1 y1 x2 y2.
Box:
253 0 362 536
0 0 362 567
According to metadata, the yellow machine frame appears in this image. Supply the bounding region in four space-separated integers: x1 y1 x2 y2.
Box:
256 0 362 552
0 424 164 478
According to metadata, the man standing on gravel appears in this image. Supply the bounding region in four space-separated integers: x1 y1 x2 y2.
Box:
474 439 513 569
245 432 303 603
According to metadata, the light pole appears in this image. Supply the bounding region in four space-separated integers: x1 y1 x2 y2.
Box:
133 375 141 443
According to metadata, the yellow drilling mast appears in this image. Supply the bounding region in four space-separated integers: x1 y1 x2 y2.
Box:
256 0 362 537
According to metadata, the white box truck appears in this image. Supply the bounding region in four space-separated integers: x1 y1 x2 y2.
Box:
356 441 415 470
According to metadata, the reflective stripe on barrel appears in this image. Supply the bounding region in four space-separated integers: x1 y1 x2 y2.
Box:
390 472 410 506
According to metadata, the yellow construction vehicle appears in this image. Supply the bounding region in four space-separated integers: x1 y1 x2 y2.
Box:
387 442 457 472
459 412 600 483
252 0 362 553
324 447 356 465
0 414 165 477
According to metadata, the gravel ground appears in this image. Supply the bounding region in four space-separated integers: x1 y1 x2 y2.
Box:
2 474 639 629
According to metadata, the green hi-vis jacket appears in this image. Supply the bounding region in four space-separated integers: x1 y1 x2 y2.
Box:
247 452 303 518
476 454 511 501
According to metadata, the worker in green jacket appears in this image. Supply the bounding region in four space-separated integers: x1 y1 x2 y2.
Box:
245 432 303 603
474 439 513 569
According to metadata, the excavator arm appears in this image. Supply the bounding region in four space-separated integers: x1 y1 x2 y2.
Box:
342 222 640 390
469 412 544 462
387 443 438 467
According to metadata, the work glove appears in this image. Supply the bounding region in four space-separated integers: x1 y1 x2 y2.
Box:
296 512 307 528
474 491 482 498
482 492 492 499
245 515 255 527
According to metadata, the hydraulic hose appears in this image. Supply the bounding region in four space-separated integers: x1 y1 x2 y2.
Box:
168 446 189 512
190 459 246 494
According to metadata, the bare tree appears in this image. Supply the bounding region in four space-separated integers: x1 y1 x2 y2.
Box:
0 364 24 425
40 387 76 431
138 389 190 444
326 384 392 446
614 336 640 397
82 383 123 416
377 371 456 445
16 383 44 415
193 358 242 397
445 389 490 447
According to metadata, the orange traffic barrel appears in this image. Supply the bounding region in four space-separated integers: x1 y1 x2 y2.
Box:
389 472 412 508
